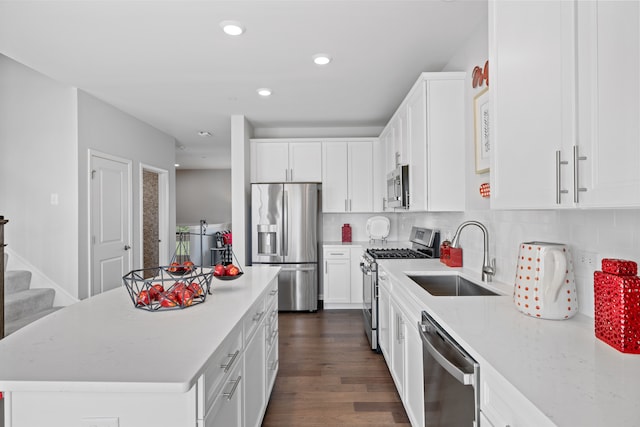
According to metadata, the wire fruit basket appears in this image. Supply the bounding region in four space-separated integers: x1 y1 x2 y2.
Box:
123 266 213 311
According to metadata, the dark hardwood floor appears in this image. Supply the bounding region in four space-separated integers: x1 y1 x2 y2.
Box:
262 309 410 427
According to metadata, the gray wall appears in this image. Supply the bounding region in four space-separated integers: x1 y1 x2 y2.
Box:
0 54 80 298
77 90 176 300
176 169 232 225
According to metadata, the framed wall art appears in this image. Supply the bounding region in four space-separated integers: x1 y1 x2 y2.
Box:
473 87 490 173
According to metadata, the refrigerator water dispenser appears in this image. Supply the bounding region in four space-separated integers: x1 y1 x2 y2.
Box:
257 224 278 255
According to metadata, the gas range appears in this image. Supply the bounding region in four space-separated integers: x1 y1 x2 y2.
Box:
366 247 430 260
361 226 439 352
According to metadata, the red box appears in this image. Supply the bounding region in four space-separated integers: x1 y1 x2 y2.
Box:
602 259 637 276
594 271 640 354
445 247 463 268
440 243 450 265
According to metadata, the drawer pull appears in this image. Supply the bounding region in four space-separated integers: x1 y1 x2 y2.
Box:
220 350 240 373
223 375 242 400
269 289 278 296
253 311 265 322
268 329 279 345
270 359 279 371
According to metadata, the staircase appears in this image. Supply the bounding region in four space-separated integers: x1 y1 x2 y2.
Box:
4 253 61 336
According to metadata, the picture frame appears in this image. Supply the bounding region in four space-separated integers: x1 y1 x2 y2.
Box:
473 87 490 174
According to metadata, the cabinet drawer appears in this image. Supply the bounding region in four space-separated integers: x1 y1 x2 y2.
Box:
203 357 243 427
198 323 243 419
323 247 350 259
244 296 266 344
264 278 278 310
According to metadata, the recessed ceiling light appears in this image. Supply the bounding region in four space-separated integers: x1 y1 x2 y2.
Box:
220 20 245 36
257 88 272 97
198 131 212 137
313 54 332 65
174 163 180 167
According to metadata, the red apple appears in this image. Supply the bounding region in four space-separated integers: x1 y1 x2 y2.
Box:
214 264 226 277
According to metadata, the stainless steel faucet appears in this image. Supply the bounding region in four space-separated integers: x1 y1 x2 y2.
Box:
450 220 496 282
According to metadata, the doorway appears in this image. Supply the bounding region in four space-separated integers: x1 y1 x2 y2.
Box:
140 164 169 274
89 152 132 296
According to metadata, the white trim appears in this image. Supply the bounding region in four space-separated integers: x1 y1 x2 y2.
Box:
5 248 79 307
88 149 133 298
138 163 170 268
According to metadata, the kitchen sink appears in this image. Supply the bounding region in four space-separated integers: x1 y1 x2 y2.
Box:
407 274 499 296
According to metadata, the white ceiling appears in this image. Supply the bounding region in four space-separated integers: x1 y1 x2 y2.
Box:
0 0 487 169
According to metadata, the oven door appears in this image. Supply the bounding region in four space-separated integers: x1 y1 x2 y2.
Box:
361 260 378 351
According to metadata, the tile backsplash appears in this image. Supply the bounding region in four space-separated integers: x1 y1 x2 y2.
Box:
325 209 640 318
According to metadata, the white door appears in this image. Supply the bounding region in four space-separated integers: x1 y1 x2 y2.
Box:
90 154 131 296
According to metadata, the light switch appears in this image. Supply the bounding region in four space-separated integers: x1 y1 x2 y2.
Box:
50 193 59 205
80 417 119 427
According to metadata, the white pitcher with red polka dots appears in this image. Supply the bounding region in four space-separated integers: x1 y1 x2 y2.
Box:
513 242 578 320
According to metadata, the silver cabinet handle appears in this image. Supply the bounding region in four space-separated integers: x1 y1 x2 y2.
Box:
252 311 265 322
220 350 240 373
124 245 131 251
349 199 352 211
223 375 242 400
345 199 348 212
270 359 279 371
290 168 293 181
270 289 278 296
555 150 569 204
573 145 587 203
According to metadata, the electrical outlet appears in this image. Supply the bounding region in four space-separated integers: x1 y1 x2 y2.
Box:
576 250 597 268
80 417 119 427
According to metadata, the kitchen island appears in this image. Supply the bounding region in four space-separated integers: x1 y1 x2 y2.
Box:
0 265 280 427
378 259 640 427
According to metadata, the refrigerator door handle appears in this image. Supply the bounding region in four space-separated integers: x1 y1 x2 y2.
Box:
283 190 289 257
281 265 316 272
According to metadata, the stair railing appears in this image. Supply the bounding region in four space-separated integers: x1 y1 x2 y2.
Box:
0 216 7 339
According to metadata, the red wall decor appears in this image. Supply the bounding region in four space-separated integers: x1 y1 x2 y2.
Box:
472 60 489 88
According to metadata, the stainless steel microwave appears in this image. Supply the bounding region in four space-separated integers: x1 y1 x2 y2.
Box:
387 165 409 209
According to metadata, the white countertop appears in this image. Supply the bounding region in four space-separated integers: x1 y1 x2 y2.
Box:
323 240 413 250
0 266 280 394
380 259 640 427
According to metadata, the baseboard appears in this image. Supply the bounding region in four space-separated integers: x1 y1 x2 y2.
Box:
4 248 79 307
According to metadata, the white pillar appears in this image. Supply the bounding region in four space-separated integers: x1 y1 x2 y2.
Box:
230 115 253 267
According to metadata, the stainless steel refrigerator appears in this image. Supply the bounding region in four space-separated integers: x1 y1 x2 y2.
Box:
251 183 318 311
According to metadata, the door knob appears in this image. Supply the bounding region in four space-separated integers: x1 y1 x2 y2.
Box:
124 245 131 251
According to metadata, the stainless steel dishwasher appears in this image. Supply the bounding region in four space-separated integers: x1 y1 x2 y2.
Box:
419 311 479 427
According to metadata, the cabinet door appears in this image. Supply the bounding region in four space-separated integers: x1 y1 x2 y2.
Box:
322 142 349 212
489 1 576 209
289 142 322 182
348 141 374 212
244 322 266 427
576 1 640 207
404 317 424 427
406 82 427 211
349 247 364 304
254 142 289 183
378 279 391 357
389 299 405 396
323 258 351 303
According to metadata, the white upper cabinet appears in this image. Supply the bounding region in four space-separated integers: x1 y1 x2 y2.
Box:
490 0 640 209
322 140 374 213
575 1 640 207
251 140 322 183
380 72 465 212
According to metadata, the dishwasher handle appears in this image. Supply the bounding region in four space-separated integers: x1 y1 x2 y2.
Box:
419 318 477 386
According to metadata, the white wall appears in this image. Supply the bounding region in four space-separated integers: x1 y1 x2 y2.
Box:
77 91 176 299
176 169 231 225
231 115 252 267
0 54 79 299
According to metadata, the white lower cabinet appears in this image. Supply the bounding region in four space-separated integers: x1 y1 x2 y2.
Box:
480 364 555 427
323 245 364 308
198 277 278 427
378 268 424 427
